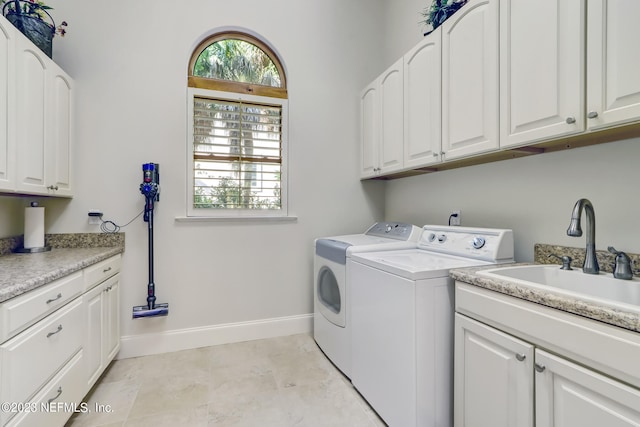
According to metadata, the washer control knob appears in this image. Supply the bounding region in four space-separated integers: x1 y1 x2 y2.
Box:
385 224 392 233
427 233 436 242
437 234 447 243
472 237 486 249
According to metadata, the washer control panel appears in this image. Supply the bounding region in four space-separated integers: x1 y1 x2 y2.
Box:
418 226 514 262
365 222 421 241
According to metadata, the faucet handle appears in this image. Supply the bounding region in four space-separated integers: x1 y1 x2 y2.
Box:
548 253 573 270
608 246 633 280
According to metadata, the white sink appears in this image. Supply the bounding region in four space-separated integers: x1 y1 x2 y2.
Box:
478 264 640 312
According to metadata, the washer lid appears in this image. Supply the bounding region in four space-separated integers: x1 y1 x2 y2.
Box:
350 249 494 280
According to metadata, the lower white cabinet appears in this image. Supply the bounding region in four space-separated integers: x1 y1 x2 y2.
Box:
455 283 640 427
0 298 83 426
454 314 533 427
0 254 121 427
5 351 85 427
84 273 120 388
536 349 640 427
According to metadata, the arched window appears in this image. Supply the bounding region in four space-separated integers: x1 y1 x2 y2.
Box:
187 32 288 217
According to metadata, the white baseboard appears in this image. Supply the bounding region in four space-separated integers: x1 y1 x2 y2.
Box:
117 313 313 359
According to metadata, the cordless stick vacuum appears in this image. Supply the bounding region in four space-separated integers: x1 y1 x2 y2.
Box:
133 163 169 318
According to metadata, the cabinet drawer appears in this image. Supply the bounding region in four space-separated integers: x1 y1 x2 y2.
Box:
0 297 83 406
0 271 83 343
4 350 85 427
84 255 121 291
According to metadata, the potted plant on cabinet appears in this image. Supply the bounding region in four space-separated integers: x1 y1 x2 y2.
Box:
420 0 467 36
1 0 67 58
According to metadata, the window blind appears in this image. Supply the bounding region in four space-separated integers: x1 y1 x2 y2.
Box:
192 97 283 210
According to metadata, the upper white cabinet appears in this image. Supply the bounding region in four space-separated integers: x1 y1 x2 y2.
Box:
360 0 640 179
0 14 73 197
403 28 442 168
14 35 49 195
0 17 15 192
360 82 379 178
500 0 586 148
379 59 404 174
441 0 499 160
47 63 74 197
360 58 404 178
586 0 640 130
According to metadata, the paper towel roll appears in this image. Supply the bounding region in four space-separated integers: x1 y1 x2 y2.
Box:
24 207 45 249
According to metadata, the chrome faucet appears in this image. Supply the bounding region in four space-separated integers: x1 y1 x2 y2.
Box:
567 198 599 274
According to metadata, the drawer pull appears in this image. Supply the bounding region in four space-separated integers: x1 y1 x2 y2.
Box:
47 386 63 404
103 267 112 273
46 324 63 338
45 293 63 304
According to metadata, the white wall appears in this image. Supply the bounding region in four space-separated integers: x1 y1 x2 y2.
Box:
0 196 23 237
385 139 640 262
13 0 387 356
381 0 640 263
381 0 429 66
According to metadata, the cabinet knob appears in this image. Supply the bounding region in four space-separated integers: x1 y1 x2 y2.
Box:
433 152 439 157
587 111 599 119
534 363 546 373
565 116 576 124
515 353 526 362
47 185 59 191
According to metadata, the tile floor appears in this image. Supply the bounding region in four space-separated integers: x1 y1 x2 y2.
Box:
65 333 386 427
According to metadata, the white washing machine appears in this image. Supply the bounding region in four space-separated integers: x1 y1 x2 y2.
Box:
313 222 422 379
349 225 514 427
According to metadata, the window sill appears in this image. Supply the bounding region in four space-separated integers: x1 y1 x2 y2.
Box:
174 215 298 223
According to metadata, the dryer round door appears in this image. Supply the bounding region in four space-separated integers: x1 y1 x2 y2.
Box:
315 260 346 327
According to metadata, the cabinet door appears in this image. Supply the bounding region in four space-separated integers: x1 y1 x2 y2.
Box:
403 28 442 168
500 0 585 148
104 276 120 362
84 274 120 388
442 0 499 160
587 0 640 129
360 81 379 178
0 16 15 192
379 58 404 174
47 63 73 197
14 36 48 194
535 349 640 427
454 314 534 427
84 283 104 387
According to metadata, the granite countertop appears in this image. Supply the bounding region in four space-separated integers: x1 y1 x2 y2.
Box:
0 233 125 304
450 263 640 333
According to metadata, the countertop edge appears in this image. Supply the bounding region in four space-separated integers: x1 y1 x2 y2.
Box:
450 263 640 334
0 246 124 303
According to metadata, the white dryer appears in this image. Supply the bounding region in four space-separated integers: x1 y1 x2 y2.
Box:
313 222 421 378
349 225 514 427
